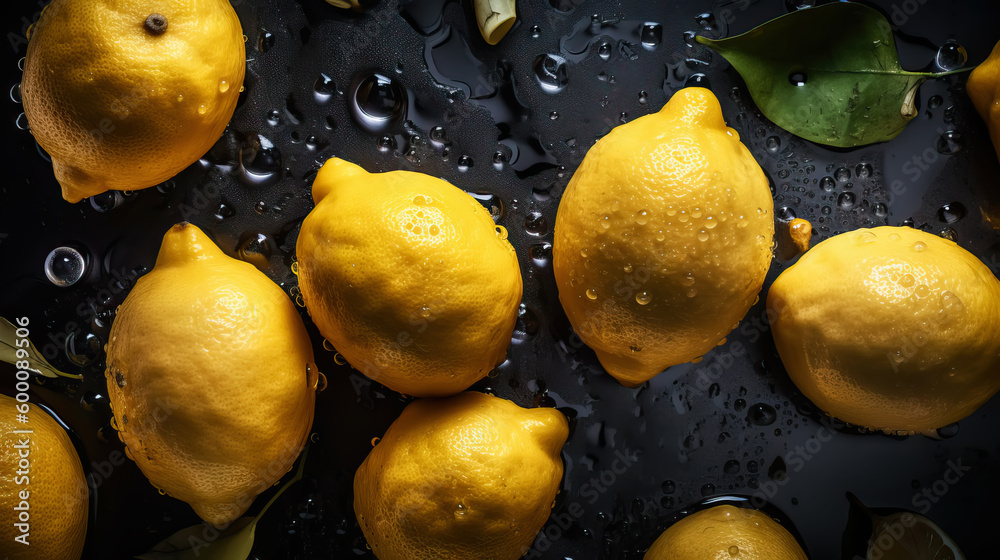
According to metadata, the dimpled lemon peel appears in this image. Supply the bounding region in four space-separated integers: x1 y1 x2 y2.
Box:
644 505 808 560
967 39 1000 164
21 0 245 202
353 392 568 560
0 395 88 560
105 223 317 527
296 158 522 397
553 87 775 387
768 226 1000 433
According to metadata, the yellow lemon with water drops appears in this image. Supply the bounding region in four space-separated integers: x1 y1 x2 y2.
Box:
105 223 317 527
553 87 774 387
0 394 88 560
644 505 808 560
21 0 245 202
967 39 1000 164
353 391 568 560
295 158 522 397
767 226 1000 433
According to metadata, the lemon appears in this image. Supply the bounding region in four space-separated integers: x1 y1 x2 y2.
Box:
105 223 317 527
296 158 522 397
353 391 568 560
644 505 807 560
768 226 1000 432
0 394 88 560
967 39 1000 163
21 0 245 202
553 87 774 387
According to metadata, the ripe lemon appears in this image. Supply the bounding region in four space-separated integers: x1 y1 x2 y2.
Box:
0 394 88 560
967 40 1000 163
296 158 522 397
353 391 568 560
768 226 1000 432
105 223 317 527
21 0 245 202
644 505 807 559
553 87 774 387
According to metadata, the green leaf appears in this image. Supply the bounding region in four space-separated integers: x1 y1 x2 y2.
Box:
0 317 82 379
696 3 964 148
135 447 310 560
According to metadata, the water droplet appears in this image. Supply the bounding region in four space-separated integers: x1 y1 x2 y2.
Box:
936 423 960 439
351 74 407 133
661 480 675 494
937 201 967 224
533 54 569 93
695 12 716 30
939 227 958 242
912 241 926 252
636 209 649 225
495 225 508 240
635 291 652 305
785 0 815 10
788 71 807 86
936 130 964 155
469 192 503 220
15 112 29 130
837 192 856 209
723 460 740 474
585 288 598 300
334 353 347 366
638 90 648 105
89 191 123 213
238 233 274 271
598 42 611 60
928 95 943 109
214 202 235 221
524 212 548 236
941 290 965 312
218 80 230 93
10 83 21 104
457 155 473 172
65 331 101 366
258 30 275 52
685 73 710 88
700 483 715 496
873 202 888 218
834 166 851 182
697 230 710 242
935 40 968 71
376 135 396 152
855 162 873 179
266 109 280 126
371 437 381 446
640 23 662 50
314 73 335 103
820 176 835 191
729 545 741 557
776 206 796 221
44 246 87 287
765 136 781 152
747 403 777 426
530 243 552 265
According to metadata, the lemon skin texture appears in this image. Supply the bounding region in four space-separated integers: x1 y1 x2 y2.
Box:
968 39 1000 164
768 226 1000 432
296 158 523 397
0 394 88 560
353 392 568 560
644 505 808 560
553 87 774 387
105 223 316 527
21 0 245 202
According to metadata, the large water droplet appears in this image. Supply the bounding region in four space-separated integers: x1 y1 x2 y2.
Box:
523 212 548 236
747 403 777 426
350 74 407 134
935 40 968 71
935 131 964 155
65 331 101 366
469 192 503 221
44 246 87 287
937 201 967 224
238 233 274 271
314 73 336 103
533 54 569 93
837 192 856 209
640 23 662 50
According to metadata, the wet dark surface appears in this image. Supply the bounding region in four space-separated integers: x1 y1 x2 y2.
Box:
3 0 1000 558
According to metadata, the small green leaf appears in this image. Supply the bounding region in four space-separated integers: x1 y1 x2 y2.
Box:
696 3 963 147
135 447 310 560
0 317 82 379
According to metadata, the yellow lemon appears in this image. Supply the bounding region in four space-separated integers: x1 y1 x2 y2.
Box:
105 223 316 527
553 87 774 387
768 226 1000 432
967 39 1000 163
354 391 567 560
21 0 245 202
296 158 522 397
644 505 808 560
0 394 88 560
